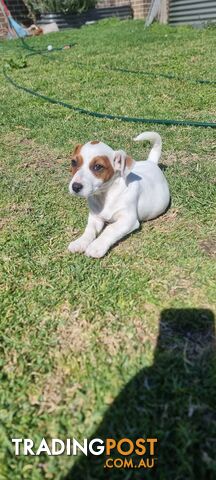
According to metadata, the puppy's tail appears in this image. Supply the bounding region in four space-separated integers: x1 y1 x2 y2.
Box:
133 131 162 164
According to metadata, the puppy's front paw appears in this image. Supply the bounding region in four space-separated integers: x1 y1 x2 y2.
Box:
85 241 107 259
68 238 89 254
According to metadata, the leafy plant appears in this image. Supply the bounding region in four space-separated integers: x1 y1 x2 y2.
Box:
24 0 97 15
5 57 28 69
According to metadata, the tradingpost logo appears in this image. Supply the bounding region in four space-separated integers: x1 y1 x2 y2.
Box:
12 437 158 470
104 438 158 470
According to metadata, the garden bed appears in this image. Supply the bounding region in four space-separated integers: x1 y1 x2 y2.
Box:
37 6 132 29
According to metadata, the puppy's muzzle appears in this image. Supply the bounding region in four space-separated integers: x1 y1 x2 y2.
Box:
72 182 83 194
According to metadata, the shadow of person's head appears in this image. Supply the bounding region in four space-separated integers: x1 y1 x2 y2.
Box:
64 308 215 480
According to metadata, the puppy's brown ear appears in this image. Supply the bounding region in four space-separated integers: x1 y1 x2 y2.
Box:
114 150 135 177
72 144 83 156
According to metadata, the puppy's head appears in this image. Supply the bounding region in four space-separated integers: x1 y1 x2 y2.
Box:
69 141 135 198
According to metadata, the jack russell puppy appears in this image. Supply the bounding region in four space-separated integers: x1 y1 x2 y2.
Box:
68 131 170 258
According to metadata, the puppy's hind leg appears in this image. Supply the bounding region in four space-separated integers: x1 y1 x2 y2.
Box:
68 214 104 254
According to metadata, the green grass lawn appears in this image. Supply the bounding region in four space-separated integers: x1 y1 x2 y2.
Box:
0 19 216 480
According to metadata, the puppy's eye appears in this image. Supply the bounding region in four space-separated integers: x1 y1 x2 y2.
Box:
93 164 104 172
71 159 77 167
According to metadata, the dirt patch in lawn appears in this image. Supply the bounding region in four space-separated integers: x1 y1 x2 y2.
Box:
199 238 216 258
19 140 66 170
1 132 67 170
56 303 93 354
165 151 200 166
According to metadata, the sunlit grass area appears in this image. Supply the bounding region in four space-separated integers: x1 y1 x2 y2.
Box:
0 19 215 480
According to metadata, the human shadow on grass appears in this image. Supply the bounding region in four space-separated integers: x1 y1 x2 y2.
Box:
64 308 216 480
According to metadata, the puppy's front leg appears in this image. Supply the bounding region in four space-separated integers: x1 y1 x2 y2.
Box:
85 215 139 258
68 214 104 253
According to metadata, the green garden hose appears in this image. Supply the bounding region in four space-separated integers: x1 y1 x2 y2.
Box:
3 37 216 129
69 60 216 86
19 37 216 86
4 67 215 128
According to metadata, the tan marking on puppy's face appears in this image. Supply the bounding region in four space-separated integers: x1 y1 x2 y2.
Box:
90 141 100 145
70 144 83 176
89 155 114 182
73 144 83 155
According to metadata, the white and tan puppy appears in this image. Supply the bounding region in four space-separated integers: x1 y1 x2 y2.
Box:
68 132 170 258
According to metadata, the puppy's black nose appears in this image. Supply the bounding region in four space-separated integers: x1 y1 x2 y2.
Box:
72 182 83 193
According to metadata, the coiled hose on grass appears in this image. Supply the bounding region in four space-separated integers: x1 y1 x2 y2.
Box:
3 37 216 129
